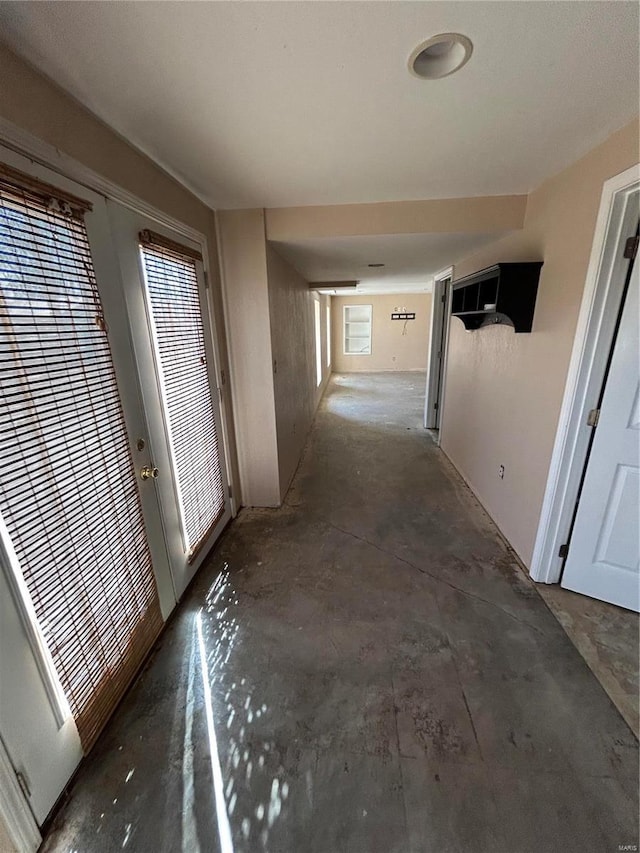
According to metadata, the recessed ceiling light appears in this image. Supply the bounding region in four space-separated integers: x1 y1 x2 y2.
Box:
408 33 473 80
368 263 385 268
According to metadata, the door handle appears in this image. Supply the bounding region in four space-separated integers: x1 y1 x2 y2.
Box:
140 465 159 481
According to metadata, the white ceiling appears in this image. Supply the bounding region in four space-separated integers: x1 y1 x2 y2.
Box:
272 231 510 292
0 1 638 210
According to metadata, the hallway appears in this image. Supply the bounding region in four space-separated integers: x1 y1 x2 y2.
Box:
42 373 638 853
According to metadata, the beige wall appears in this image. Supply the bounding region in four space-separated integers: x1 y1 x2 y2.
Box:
217 223 332 506
265 196 527 240
332 293 432 373
217 210 281 506
266 246 331 499
441 119 640 567
0 42 241 502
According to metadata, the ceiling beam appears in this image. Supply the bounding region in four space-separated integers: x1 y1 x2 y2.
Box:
265 195 527 242
308 281 358 289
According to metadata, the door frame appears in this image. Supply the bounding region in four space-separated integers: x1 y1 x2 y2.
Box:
108 201 233 602
530 164 640 583
0 736 40 853
424 267 453 440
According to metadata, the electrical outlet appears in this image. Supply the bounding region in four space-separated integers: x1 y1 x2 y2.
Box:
498 465 505 479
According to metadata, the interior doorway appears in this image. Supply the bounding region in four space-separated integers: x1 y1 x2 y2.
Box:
424 268 452 439
531 165 639 608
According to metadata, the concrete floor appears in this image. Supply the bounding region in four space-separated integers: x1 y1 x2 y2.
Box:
42 372 639 853
537 584 639 738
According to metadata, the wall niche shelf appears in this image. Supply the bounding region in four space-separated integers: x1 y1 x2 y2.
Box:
451 262 543 333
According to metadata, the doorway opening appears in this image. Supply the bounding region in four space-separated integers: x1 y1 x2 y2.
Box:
530 166 639 734
424 268 453 442
531 167 639 595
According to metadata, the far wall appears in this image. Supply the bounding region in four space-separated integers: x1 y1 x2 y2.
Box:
331 293 431 373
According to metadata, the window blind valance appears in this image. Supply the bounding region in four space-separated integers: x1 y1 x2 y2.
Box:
139 228 203 262
0 162 93 219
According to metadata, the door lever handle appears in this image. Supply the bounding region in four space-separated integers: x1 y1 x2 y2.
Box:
140 465 159 481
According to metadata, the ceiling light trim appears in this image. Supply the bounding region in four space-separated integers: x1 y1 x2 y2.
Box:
408 33 473 80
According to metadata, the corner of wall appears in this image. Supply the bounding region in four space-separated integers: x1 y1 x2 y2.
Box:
265 244 331 502
216 209 280 507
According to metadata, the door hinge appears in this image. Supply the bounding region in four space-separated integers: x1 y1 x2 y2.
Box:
228 484 233 499
587 408 600 427
558 543 569 559
15 771 31 799
624 235 639 260
434 402 439 410
203 270 210 289
441 293 446 303
220 368 226 385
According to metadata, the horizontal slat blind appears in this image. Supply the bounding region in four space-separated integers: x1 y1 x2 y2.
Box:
0 177 163 751
140 237 225 557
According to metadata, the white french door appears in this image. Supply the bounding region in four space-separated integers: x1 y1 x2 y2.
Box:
0 150 172 824
108 203 231 599
0 148 230 830
561 251 639 610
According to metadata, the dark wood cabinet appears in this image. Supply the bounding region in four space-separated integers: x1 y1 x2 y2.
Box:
451 262 543 333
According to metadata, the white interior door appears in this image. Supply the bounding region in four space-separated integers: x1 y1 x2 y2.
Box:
424 276 451 431
108 203 231 599
561 253 639 611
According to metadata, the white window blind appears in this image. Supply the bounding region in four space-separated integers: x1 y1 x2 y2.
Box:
139 231 225 559
0 166 163 751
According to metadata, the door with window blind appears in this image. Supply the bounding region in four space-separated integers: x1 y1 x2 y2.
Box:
0 152 174 824
108 204 231 598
